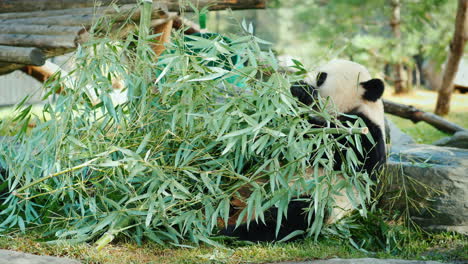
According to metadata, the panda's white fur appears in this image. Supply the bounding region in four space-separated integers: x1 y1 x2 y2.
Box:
305 59 386 142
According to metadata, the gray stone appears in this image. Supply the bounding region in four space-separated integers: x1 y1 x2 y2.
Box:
0 250 80 264
385 118 415 146
385 144 468 234
433 131 468 149
273 258 445 264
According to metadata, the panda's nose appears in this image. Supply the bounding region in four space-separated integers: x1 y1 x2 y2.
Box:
290 81 317 106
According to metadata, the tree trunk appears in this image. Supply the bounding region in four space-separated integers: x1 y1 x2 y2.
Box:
421 60 443 90
406 66 413 90
435 0 468 116
390 0 408 94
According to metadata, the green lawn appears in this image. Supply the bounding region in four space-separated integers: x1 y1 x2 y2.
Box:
0 231 466 264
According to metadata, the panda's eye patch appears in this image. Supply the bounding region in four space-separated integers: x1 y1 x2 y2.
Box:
316 72 327 87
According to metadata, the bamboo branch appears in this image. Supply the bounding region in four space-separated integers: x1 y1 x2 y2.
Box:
306 127 369 135
14 157 100 194
383 99 467 134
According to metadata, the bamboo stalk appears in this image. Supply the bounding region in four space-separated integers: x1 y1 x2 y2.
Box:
306 127 369 135
0 45 45 65
14 157 100 194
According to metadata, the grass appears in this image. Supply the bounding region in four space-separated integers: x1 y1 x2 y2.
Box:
0 231 466 264
383 89 468 144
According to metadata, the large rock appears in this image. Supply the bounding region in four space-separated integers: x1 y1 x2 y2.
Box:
273 258 445 264
433 131 468 149
385 144 468 234
385 118 415 146
0 250 80 264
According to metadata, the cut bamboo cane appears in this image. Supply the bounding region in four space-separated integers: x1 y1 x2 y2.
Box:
0 45 45 65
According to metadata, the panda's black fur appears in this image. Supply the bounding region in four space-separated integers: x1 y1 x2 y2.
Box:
221 60 387 242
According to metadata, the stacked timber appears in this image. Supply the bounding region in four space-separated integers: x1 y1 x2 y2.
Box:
0 0 267 13
0 0 267 75
0 3 173 75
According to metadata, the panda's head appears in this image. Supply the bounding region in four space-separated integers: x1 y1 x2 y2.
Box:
290 59 385 132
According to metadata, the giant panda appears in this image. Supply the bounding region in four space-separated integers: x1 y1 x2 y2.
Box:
220 59 387 242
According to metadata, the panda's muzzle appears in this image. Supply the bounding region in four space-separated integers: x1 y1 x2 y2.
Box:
290 81 317 106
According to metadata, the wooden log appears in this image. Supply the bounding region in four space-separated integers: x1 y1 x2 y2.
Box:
383 99 467 134
172 17 202 35
0 62 25 75
112 15 175 42
151 19 173 57
0 24 85 36
0 47 74 75
0 0 136 13
0 33 88 49
0 0 266 13
0 5 129 20
166 0 267 11
1 14 98 26
21 64 55 83
0 9 167 26
0 45 45 65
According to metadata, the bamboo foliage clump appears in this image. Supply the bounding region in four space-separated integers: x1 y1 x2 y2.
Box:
0 21 372 246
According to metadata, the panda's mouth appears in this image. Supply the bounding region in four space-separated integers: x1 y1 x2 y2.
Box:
290 81 318 106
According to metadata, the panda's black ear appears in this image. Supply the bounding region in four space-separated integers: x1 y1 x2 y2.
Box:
361 78 384 102
316 72 327 87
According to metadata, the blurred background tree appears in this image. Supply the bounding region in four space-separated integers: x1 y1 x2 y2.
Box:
208 0 459 95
